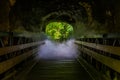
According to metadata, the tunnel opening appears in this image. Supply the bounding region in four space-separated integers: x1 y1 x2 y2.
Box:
38 22 78 60
45 22 74 42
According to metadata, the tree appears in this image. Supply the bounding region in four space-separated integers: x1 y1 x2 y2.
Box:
46 22 73 41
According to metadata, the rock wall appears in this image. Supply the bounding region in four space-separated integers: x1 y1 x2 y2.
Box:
0 0 10 31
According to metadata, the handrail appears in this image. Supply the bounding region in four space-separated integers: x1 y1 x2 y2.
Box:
75 40 120 73
0 48 37 74
79 47 120 73
0 41 45 56
75 41 120 56
0 41 45 75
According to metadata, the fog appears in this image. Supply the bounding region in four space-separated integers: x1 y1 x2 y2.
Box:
37 39 78 60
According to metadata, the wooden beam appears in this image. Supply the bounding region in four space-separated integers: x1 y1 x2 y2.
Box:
0 48 37 74
75 41 120 56
79 47 120 73
0 41 45 56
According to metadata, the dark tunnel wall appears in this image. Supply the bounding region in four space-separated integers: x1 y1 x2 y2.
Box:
0 0 119 37
115 0 120 32
0 0 10 31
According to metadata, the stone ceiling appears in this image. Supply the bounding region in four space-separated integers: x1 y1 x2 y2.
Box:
1 0 119 37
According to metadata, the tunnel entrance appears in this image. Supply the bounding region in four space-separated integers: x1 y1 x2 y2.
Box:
45 22 74 42
38 22 77 60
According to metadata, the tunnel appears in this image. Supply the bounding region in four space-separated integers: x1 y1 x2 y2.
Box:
0 0 120 80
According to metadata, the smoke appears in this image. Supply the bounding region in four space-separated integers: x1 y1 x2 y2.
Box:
37 39 78 60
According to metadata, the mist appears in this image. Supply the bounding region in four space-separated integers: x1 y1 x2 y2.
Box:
37 39 78 60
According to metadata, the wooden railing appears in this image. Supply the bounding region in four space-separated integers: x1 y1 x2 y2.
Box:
75 40 120 79
0 41 44 56
75 41 120 56
0 41 45 74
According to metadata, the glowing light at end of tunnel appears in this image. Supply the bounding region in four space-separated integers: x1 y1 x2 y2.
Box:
45 22 74 40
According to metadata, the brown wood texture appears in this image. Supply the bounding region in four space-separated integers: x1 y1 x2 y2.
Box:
75 41 120 56
0 41 45 56
79 47 120 73
0 48 38 74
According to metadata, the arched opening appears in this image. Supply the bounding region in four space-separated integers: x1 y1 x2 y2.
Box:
45 22 74 41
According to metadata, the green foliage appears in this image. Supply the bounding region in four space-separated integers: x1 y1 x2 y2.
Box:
46 22 73 40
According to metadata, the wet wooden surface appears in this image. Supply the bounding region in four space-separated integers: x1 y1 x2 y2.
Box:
25 59 93 80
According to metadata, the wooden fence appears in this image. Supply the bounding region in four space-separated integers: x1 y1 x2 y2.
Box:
75 38 120 80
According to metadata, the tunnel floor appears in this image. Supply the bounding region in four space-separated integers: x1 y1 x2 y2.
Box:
24 59 93 80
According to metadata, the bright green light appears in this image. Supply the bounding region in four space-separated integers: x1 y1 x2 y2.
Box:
46 22 73 40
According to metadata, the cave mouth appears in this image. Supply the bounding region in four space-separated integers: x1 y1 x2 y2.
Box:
45 22 74 42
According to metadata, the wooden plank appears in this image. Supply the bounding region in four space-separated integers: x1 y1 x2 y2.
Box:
75 41 120 56
1 71 16 80
0 41 45 56
0 48 38 74
79 47 120 73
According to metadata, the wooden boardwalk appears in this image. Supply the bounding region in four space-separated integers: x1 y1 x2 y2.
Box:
26 59 93 80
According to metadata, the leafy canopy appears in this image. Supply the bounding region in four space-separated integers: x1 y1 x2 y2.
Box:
46 22 73 40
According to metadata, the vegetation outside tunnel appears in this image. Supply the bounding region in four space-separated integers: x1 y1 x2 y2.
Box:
45 22 74 41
